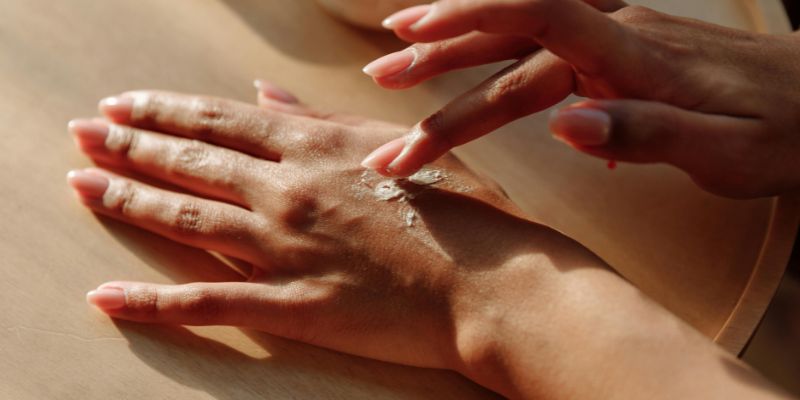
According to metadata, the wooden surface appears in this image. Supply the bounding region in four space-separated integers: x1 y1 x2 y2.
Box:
0 1 795 399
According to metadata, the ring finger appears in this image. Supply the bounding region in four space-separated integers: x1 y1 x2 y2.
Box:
67 168 269 265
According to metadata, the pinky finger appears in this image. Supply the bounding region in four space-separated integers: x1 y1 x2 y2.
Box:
86 281 275 326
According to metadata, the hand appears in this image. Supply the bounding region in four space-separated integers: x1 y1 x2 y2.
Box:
67 87 601 380
360 0 800 198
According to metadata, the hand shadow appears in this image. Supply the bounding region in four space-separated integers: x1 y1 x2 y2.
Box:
113 321 498 400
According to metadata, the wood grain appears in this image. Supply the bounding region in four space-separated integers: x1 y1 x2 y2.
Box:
0 0 794 398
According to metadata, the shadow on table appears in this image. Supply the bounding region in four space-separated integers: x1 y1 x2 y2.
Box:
218 0 404 65
96 217 245 284
114 321 494 400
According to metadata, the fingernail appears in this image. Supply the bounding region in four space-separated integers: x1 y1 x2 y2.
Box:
67 170 109 198
98 96 134 123
68 119 109 149
386 129 425 177
362 48 416 79
382 4 432 30
86 286 126 310
361 137 407 170
254 79 299 104
549 108 611 146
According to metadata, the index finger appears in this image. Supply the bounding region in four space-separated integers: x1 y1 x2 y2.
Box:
394 0 631 77
99 90 301 161
362 51 575 177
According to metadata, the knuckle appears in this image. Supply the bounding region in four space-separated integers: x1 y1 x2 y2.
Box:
172 140 210 173
125 286 159 315
419 110 454 150
171 200 207 236
109 180 139 216
176 285 224 320
130 91 165 125
276 185 321 233
611 5 658 25
291 127 346 156
187 97 227 139
485 69 530 107
106 125 142 158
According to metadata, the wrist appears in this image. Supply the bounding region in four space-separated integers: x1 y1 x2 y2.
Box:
448 226 609 397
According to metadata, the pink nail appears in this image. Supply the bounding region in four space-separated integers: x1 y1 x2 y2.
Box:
86 286 126 310
382 5 432 30
549 108 611 146
361 137 407 169
98 96 134 123
68 119 109 149
254 79 299 104
362 48 416 79
67 170 109 198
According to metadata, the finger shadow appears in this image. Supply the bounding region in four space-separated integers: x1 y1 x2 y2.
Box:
218 0 405 66
114 321 499 399
94 215 244 283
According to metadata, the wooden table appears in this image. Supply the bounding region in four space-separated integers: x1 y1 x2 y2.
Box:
0 1 795 398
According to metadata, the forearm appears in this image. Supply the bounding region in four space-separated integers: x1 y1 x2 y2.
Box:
456 250 790 399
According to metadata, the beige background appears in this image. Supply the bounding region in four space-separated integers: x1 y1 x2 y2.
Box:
0 0 796 398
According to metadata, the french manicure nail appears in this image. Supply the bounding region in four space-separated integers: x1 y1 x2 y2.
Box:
86 286 126 310
98 95 134 123
361 137 407 169
549 108 611 146
382 4 432 30
254 79 299 104
362 48 416 79
385 126 427 174
67 170 109 198
68 119 109 148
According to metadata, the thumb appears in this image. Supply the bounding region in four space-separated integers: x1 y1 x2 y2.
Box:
549 100 765 195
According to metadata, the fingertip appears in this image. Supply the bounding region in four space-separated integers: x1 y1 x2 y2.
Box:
98 95 134 123
549 107 611 146
360 137 407 170
362 48 416 79
253 79 299 104
383 127 446 178
67 169 110 199
68 119 110 150
86 285 126 311
382 4 432 30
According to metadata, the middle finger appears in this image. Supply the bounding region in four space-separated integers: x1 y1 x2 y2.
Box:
70 119 273 208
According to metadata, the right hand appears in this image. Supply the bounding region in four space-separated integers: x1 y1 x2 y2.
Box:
361 0 800 198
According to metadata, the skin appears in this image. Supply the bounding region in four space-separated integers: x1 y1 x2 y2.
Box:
362 0 800 198
69 88 791 399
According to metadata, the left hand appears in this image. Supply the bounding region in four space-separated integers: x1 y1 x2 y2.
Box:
68 85 602 376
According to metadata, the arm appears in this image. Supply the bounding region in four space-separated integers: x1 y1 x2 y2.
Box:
459 249 790 399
